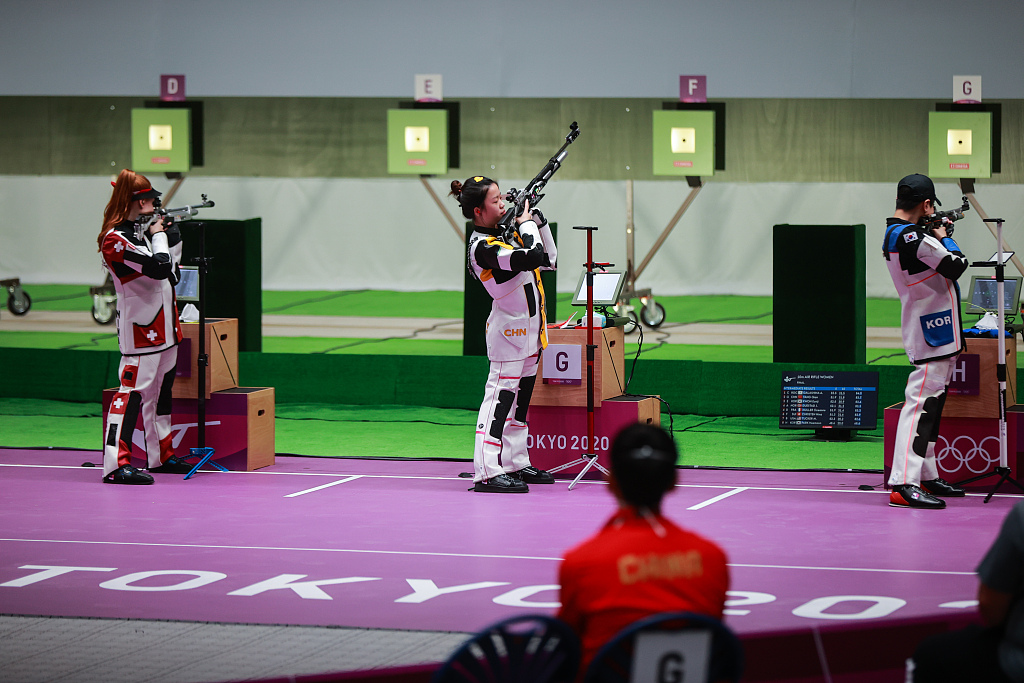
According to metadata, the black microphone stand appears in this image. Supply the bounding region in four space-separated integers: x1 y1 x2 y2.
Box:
184 220 229 479
954 216 1024 501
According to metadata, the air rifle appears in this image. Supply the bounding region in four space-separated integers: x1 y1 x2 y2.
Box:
499 121 580 243
137 194 216 237
920 195 970 238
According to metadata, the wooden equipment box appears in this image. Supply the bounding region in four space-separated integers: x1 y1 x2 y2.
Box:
102 386 275 472
526 395 661 479
531 326 626 407
174 318 239 399
944 336 1017 419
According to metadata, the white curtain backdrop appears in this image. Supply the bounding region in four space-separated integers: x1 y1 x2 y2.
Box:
2 175 1021 298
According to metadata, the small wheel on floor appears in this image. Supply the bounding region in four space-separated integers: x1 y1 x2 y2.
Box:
639 301 666 328
92 295 115 325
7 291 31 315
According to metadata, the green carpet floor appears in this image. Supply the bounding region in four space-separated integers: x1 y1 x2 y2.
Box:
1 398 885 471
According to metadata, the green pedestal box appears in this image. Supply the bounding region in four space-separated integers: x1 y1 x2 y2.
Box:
773 224 866 364
179 218 262 352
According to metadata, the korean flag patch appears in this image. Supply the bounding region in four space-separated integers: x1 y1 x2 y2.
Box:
903 232 919 243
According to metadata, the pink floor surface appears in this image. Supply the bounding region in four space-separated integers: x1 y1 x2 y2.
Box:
0 448 1018 639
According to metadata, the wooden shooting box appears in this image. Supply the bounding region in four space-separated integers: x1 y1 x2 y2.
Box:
102 386 275 472
531 326 626 408
174 317 239 399
944 336 1017 419
527 395 661 479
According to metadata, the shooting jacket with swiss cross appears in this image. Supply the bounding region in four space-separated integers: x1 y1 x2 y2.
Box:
468 218 556 361
101 219 184 356
883 218 969 364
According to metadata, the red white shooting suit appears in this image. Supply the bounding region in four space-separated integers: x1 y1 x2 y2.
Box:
467 218 556 481
100 219 184 475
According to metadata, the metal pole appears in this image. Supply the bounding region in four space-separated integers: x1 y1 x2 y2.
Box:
964 191 1024 278
625 179 635 292
162 176 186 207
991 217 1009 503
420 176 465 242
634 181 703 280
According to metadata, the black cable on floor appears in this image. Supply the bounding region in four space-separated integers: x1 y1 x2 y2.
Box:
276 415 471 427
58 334 116 350
313 319 460 354
262 289 370 314
868 351 906 364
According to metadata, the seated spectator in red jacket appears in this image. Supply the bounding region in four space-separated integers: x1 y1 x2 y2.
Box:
557 423 730 673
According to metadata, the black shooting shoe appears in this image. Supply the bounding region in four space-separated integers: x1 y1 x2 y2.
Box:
103 465 154 485
149 456 193 474
510 466 555 484
474 473 529 493
889 484 945 509
921 478 966 497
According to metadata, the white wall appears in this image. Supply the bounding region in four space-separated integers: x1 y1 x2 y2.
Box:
3 175 1021 298
1 0 1021 99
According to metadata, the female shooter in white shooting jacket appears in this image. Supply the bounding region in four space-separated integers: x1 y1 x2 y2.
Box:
97 169 194 484
453 176 558 493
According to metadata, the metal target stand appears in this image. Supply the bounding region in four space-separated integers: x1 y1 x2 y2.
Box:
616 177 703 332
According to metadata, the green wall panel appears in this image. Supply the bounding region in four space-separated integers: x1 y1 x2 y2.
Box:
3 96 1020 183
0 347 928 419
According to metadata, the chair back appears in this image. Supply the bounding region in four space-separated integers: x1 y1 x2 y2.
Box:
583 611 742 683
431 614 581 683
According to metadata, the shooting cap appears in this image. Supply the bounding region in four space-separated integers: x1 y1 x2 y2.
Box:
132 187 162 200
897 173 941 206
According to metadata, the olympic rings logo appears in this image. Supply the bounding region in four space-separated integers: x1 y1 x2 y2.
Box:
936 435 1001 474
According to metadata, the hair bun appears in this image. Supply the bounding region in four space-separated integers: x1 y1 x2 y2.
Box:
449 180 464 203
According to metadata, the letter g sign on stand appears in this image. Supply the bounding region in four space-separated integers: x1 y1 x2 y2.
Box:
541 344 581 386
631 630 711 682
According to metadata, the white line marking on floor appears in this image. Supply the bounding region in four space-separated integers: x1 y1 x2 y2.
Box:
285 475 362 497
2 463 1021 499
688 487 748 510
0 538 979 576
728 562 975 576
0 537 561 562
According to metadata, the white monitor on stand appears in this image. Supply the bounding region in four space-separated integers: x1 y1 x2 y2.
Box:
571 270 625 307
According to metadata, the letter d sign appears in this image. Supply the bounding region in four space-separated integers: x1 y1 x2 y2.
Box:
161 75 186 102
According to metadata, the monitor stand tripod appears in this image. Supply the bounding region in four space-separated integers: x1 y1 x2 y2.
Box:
954 217 1024 502
183 220 230 480
547 226 610 490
